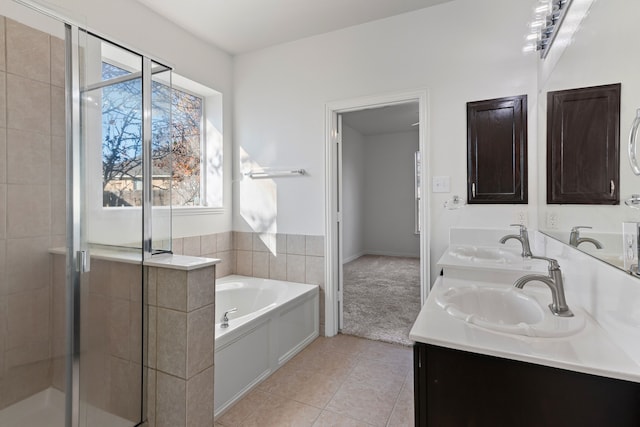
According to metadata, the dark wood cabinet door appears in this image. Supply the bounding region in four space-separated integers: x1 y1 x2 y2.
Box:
547 83 620 204
467 95 528 204
414 343 640 427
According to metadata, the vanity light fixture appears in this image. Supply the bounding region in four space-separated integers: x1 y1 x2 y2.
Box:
523 0 573 57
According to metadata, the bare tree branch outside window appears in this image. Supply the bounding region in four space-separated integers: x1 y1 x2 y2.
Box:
101 62 203 207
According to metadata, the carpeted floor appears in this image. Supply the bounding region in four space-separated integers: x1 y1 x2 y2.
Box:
341 255 421 346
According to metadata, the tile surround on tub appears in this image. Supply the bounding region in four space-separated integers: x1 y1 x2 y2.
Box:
170 231 325 290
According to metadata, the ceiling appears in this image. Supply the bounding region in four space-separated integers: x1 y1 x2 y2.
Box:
134 0 453 55
342 102 419 136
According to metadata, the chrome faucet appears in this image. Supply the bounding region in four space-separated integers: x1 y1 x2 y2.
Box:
499 224 532 258
569 226 603 249
220 308 238 328
514 256 573 317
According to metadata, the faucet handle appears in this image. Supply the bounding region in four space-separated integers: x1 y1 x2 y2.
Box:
509 224 528 233
529 255 560 270
222 307 238 321
571 226 592 232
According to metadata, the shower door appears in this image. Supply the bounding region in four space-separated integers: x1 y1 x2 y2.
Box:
79 32 173 427
78 33 146 427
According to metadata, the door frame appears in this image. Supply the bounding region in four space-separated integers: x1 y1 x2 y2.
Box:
324 89 430 337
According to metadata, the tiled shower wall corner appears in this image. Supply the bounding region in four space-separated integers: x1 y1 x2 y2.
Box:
172 231 326 332
0 16 66 410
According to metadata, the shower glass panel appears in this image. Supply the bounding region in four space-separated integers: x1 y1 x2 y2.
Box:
84 36 144 249
79 33 144 426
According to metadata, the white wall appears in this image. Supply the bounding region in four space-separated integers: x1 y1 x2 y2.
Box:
363 131 419 257
233 0 538 282
341 125 366 262
2 0 235 238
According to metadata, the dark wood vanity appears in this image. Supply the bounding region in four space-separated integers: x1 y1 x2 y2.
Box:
413 343 640 427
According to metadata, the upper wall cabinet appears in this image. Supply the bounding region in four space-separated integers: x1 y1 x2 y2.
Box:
547 83 621 205
467 95 528 204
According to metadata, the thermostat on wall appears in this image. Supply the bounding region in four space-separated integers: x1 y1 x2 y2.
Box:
432 176 450 193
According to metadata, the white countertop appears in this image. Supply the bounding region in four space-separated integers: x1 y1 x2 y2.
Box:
437 245 548 274
410 275 640 383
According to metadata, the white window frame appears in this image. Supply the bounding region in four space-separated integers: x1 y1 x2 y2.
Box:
85 37 224 247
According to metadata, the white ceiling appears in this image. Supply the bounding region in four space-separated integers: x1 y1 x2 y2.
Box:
134 0 453 55
342 102 419 136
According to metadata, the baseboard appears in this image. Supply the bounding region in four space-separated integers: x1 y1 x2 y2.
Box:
342 252 366 264
362 250 420 258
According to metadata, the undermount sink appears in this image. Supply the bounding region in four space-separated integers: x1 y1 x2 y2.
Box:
448 246 522 264
435 285 585 338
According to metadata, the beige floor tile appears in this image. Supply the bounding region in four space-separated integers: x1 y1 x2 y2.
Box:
240 394 321 427
217 389 274 426
219 335 416 427
286 348 358 376
387 381 415 427
325 378 399 426
312 410 373 426
352 356 411 383
259 366 343 408
307 334 369 356
257 362 299 392
403 371 414 392
359 339 413 366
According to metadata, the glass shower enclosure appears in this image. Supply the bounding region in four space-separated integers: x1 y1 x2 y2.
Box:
0 1 172 426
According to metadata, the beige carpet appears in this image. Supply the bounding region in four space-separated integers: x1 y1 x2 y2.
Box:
341 255 421 346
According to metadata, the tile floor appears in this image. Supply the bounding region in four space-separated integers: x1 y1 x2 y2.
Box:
215 334 414 427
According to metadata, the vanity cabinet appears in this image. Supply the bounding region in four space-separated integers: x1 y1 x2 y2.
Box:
413 343 640 426
546 83 620 204
466 95 528 204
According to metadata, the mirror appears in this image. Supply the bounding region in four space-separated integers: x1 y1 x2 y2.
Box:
537 0 640 272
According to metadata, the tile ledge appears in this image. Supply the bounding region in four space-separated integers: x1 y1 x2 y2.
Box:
144 253 220 270
48 247 220 270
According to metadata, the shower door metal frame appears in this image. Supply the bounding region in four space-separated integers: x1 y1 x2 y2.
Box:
65 22 84 427
10 3 88 425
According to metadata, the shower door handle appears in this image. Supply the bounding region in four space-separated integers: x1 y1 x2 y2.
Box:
77 250 90 273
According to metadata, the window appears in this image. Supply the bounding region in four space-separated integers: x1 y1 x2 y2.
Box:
100 61 221 208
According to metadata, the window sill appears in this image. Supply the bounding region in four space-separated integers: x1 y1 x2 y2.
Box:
171 206 225 216
100 206 225 216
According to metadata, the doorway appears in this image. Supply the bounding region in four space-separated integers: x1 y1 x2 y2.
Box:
324 90 430 340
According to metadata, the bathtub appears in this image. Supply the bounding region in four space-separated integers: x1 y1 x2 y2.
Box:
213 275 319 418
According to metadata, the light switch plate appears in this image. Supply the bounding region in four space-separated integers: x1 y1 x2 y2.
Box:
432 176 450 193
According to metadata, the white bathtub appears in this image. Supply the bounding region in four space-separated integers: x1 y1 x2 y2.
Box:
214 275 319 418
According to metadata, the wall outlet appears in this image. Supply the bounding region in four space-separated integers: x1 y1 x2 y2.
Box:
547 212 559 230
513 210 528 226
